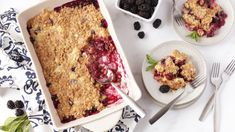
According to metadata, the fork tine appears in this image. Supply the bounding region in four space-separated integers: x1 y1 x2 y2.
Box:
211 63 216 78
174 17 180 25
178 16 184 26
225 60 235 74
226 60 235 75
191 74 206 88
216 63 220 77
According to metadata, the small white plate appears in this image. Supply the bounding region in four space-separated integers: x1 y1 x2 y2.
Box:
142 40 207 107
173 0 234 45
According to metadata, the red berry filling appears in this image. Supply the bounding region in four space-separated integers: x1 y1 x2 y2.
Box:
54 0 99 12
82 36 127 106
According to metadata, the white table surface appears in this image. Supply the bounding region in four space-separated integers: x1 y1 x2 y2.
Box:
1 0 235 132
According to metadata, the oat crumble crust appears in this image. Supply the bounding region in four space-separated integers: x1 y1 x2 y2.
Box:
154 50 196 90
182 0 223 31
27 4 110 121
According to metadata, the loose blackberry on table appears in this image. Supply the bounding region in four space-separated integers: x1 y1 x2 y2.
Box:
15 108 25 116
134 21 141 30
153 18 162 29
15 100 24 108
138 31 145 39
7 100 16 109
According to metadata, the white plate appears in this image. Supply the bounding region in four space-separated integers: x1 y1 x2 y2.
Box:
173 0 234 45
142 40 207 107
17 0 142 130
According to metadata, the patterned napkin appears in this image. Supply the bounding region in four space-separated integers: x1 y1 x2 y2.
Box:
0 8 140 132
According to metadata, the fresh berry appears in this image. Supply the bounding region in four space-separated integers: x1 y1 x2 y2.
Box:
7 100 15 109
15 109 24 116
15 100 24 108
138 11 151 19
138 31 145 39
133 21 141 30
136 0 145 5
122 3 130 10
150 7 155 14
153 18 162 29
159 85 170 93
130 5 138 14
127 0 135 4
151 0 159 6
101 19 108 28
138 4 151 11
145 0 152 4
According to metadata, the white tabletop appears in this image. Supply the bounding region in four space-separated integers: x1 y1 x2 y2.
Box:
1 0 235 132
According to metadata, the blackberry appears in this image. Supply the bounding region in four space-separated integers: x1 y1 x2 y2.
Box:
145 0 152 4
150 7 155 14
122 3 130 10
138 31 145 39
153 18 162 29
127 0 135 4
133 21 141 30
138 4 151 11
15 100 24 108
159 85 170 93
138 11 151 19
136 0 145 5
7 100 15 109
130 5 138 14
152 0 159 6
15 109 24 116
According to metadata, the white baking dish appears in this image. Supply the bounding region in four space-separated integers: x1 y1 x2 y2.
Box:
17 0 142 130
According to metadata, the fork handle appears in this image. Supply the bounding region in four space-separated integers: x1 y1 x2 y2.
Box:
199 92 215 121
214 90 220 132
149 90 185 124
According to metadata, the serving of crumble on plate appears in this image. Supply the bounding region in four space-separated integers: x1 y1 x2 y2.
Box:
173 0 234 45
142 41 207 108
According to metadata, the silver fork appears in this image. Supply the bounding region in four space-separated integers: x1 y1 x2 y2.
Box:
149 74 206 125
199 60 235 121
210 63 222 132
172 0 184 26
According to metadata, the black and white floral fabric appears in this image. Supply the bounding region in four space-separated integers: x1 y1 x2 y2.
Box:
0 8 140 132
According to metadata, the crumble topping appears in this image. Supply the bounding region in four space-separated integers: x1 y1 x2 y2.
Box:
182 0 227 37
154 50 196 90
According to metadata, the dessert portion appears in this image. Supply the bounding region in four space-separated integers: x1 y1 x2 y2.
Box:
153 50 196 90
182 0 227 38
27 0 127 123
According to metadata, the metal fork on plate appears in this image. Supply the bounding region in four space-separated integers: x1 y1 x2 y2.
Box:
172 0 183 26
199 60 235 122
149 74 206 125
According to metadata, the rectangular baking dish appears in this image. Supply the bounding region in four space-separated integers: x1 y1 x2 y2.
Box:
17 0 142 130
